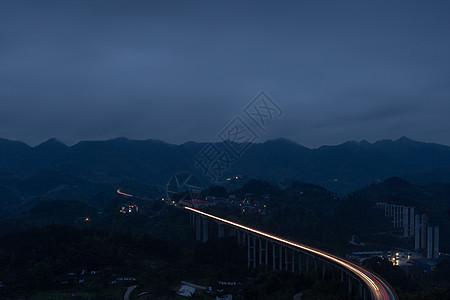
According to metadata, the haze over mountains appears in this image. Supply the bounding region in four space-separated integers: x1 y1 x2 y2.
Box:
1 136 450 195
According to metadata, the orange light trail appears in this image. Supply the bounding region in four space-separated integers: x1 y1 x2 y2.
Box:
186 207 398 300
117 189 133 197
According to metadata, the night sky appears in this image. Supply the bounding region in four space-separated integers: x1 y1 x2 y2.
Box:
1 1 449 147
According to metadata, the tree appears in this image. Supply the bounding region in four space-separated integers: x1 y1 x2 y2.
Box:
25 261 54 290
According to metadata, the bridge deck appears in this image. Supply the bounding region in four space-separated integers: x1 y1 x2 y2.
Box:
186 207 398 300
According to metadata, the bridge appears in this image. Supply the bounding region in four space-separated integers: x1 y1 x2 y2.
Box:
186 207 398 300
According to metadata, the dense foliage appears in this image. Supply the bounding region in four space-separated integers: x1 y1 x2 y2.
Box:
0 175 449 298
0 225 181 293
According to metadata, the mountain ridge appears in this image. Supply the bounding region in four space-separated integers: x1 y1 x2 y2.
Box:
11 136 450 149
1 136 450 194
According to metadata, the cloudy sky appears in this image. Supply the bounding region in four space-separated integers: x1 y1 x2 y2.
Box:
1 1 449 147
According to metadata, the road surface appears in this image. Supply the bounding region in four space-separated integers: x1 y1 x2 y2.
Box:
124 285 137 300
186 207 397 300
117 189 134 197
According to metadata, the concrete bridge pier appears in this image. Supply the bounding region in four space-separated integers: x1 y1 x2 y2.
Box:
359 280 363 298
322 261 326 280
247 235 257 269
348 274 352 298
283 247 295 272
258 238 268 269
195 215 201 241
259 238 262 265
253 236 256 268
284 247 288 271
264 240 268 269
284 247 295 273
298 252 302 274
218 223 224 239
272 243 277 271
305 255 310 272
229 228 236 237
291 249 295 272
247 235 251 268
202 217 208 242
272 243 277 270
279 244 283 270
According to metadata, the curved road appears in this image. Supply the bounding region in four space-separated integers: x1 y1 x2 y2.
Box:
186 207 397 300
124 285 137 300
117 189 134 198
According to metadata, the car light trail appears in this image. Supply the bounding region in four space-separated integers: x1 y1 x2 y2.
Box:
186 207 398 300
117 189 134 197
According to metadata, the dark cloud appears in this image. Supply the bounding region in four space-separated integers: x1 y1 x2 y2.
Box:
0 0 449 147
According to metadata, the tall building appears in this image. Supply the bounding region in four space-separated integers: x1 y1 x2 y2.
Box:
427 224 439 259
376 203 415 237
414 212 427 251
402 206 415 237
378 203 439 259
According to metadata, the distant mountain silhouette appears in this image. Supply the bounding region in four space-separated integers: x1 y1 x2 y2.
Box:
1 136 450 194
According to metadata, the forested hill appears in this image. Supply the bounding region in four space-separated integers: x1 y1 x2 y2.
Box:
2 136 450 194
